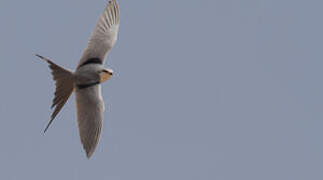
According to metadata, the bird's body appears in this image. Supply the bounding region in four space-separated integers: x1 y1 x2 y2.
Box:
37 0 119 158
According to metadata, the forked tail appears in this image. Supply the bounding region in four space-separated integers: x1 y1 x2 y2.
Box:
36 54 74 133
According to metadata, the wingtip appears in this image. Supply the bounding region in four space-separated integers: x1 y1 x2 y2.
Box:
83 144 96 159
86 150 94 159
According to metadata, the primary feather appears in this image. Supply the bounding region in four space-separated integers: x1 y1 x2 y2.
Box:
77 0 119 68
75 85 104 158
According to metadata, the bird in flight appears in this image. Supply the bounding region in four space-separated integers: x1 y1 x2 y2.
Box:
36 0 119 158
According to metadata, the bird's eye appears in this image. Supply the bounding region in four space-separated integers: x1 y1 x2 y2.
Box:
101 69 113 75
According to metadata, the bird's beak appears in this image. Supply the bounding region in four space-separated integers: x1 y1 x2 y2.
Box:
100 68 113 83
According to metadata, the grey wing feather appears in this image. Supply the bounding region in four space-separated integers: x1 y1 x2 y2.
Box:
77 0 119 68
75 85 105 158
36 55 74 132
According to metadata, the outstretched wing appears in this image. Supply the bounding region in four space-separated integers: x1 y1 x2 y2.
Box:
77 0 119 68
36 55 74 133
75 85 105 158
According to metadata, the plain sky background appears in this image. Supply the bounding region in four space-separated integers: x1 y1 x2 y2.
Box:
0 0 323 179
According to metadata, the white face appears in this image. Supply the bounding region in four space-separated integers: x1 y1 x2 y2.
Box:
99 68 113 83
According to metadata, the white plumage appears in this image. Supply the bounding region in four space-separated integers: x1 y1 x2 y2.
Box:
37 0 120 158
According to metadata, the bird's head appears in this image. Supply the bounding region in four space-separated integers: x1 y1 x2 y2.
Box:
99 68 113 83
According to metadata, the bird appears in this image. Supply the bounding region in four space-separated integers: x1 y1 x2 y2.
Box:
36 0 119 158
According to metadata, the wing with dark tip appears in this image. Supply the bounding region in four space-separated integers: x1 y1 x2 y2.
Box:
36 55 74 132
77 0 119 68
75 85 105 158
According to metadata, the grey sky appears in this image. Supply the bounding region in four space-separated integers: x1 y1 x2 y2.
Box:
0 0 322 179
